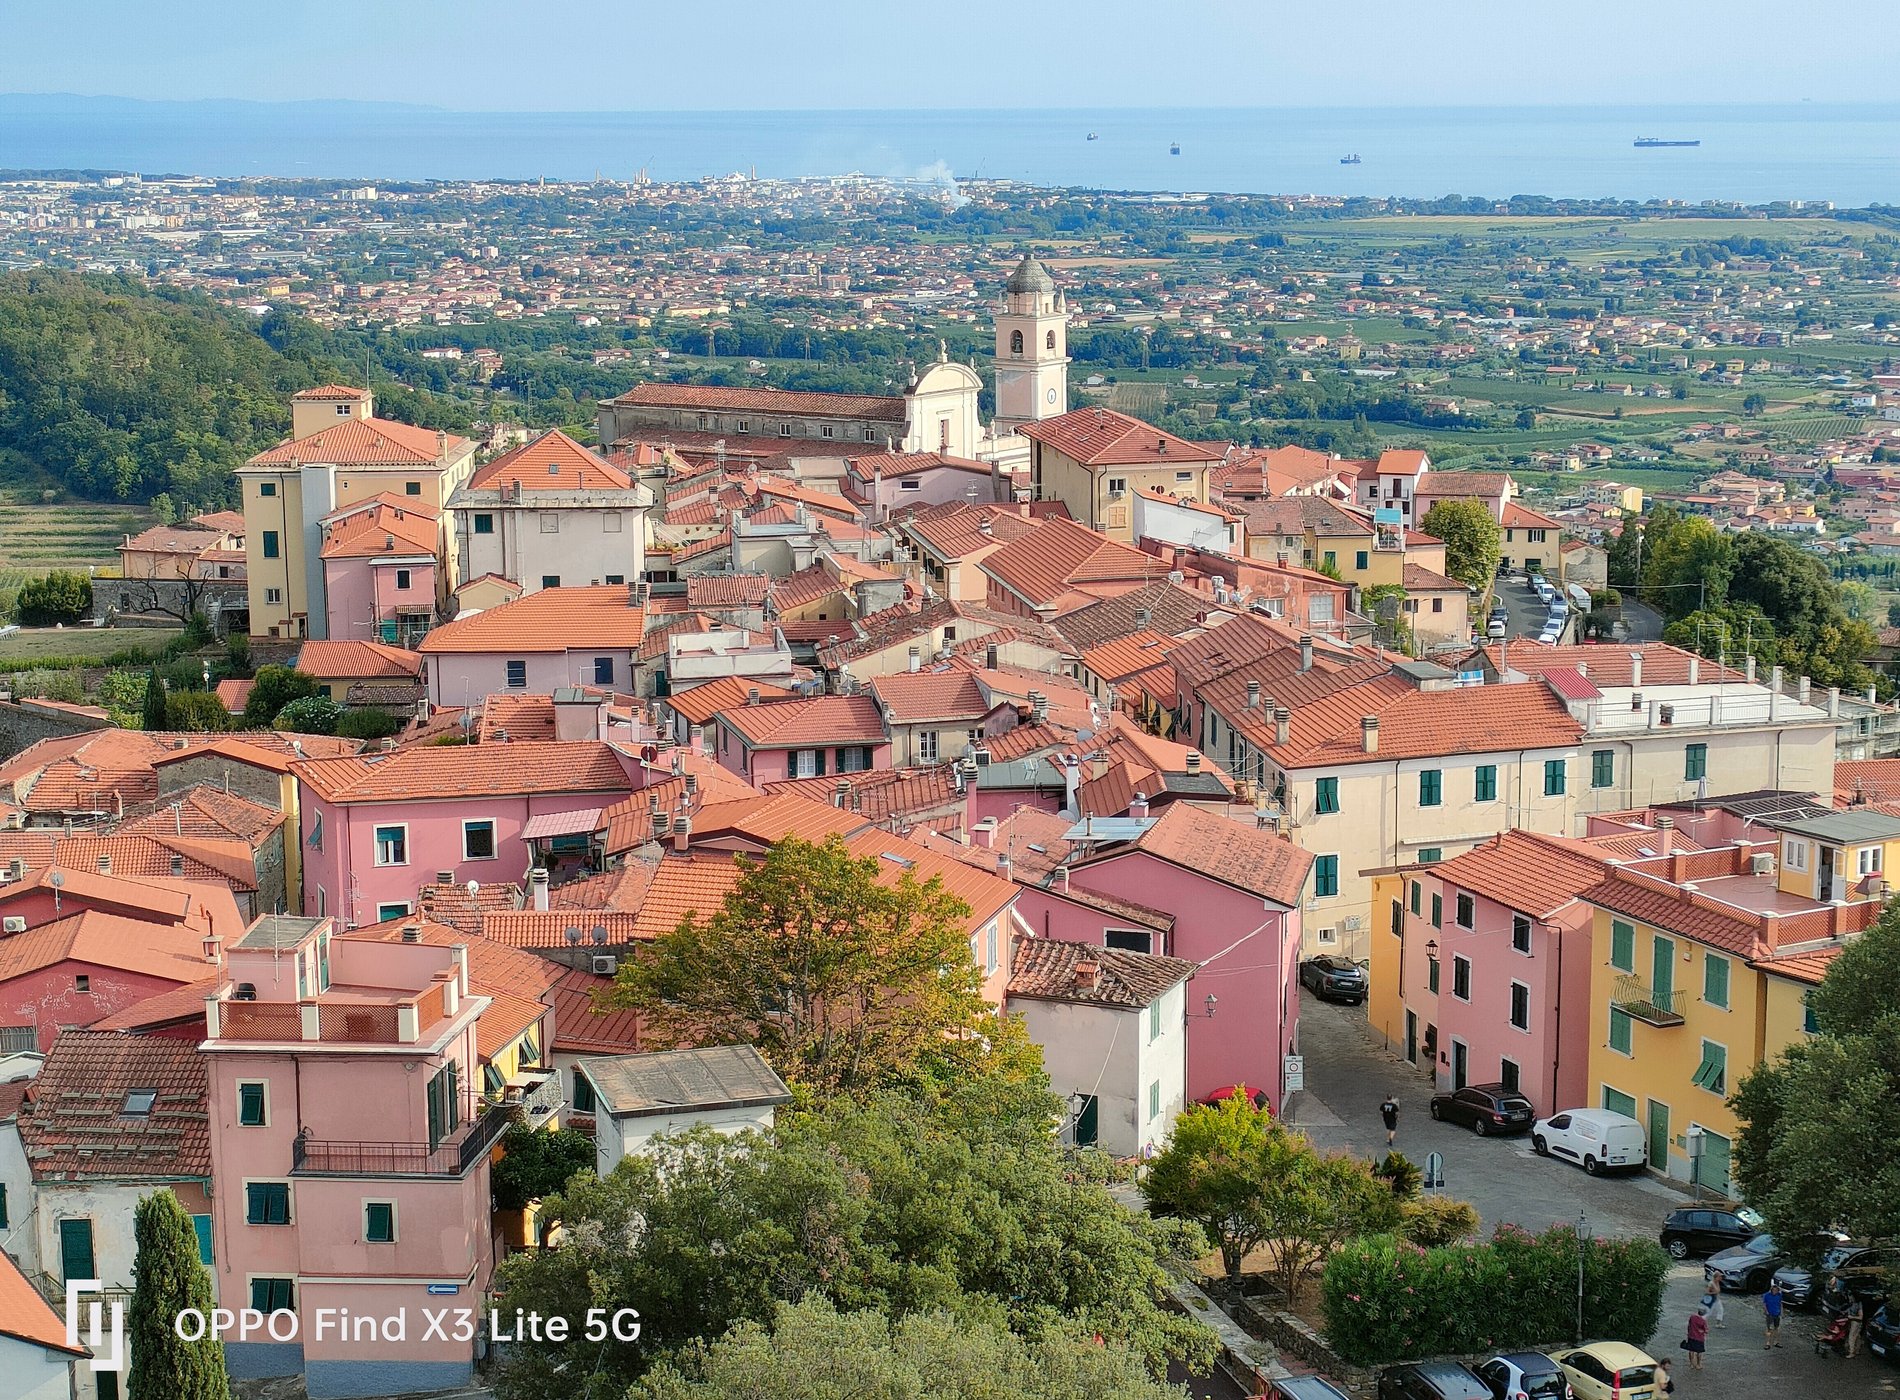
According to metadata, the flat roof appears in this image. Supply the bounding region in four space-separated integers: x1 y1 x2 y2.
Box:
1771 809 1900 844
234 914 327 950
578 1044 792 1120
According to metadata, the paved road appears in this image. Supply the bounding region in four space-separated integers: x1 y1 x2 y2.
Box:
1489 575 1575 644
1290 992 1900 1398
1621 597 1665 642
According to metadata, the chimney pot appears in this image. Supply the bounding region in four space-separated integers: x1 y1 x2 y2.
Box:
1074 957 1100 990
673 817 691 854
529 866 550 912
1300 634 1314 671
1185 751 1201 774
1275 705 1291 748
1361 715 1380 753
985 644 999 669
746 687 760 705
1247 679 1261 708
97 854 111 875
973 818 998 848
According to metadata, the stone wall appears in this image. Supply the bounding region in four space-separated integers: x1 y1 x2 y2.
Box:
156 752 284 810
0 698 110 762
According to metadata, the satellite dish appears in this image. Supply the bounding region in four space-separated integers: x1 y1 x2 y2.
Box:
465 879 479 898
590 925 609 944
641 744 659 764
49 872 63 888
563 926 583 945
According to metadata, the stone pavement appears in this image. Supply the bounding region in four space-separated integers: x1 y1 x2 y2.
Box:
1291 990 1900 1398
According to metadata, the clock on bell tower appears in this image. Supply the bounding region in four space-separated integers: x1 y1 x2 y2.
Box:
992 253 1070 436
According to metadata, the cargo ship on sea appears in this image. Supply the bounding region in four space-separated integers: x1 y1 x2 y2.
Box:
1634 137 1700 147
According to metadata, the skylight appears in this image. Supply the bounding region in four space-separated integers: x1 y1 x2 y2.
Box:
123 1089 158 1117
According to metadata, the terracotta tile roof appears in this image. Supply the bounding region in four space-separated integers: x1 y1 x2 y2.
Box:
52 833 257 894
547 966 645 1055
478 692 560 743
1080 630 1177 683
768 564 847 613
419 585 646 654
753 476 863 520
486 857 748 946
669 528 731 563
293 384 371 401
146 732 355 777
475 990 550 1062
1375 449 1430 476
1054 582 1222 652
1749 947 1841 986
1580 869 1769 957
717 694 888 748
982 722 1071 763
118 787 282 847
1018 407 1219 467
0 729 244 814
1501 501 1566 531
1424 829 1616 919
665 675 798 727
981 518 1171 609
598 768 754 855
121 523 226 556
606 381 907 423
687 792 875 849
0 1248 83 1357
819 598 1062 670
1402 563 1464 592
319 498 439 559
846 450 992 482
293 740 632 804
248 415 465 468
415 879 525 936
1414 471 1513 499
1836 759 1900 805
215 678 254 713
547 862 652 907
868 669 995 724
686 574 773 609
191 509 247 535
1460 641 1742 687
640 610 718 661
482 908 654 950
0 909 216 986
764 766 967 829
468 428 632 491
84 975 219 1032
1007 936 1195 1008
297 639 422 681
1119 801 1313 907
18 1030 208 1180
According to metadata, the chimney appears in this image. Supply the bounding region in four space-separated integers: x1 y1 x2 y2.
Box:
97 854 111 875
1798 676 1811 706
1055 866 1071 892
1361 716 1380 754
997 851 1012 879
1744 655 1757 684
1073 957 1101 990
746 687 760 705
436 869 454 885
1628 651 1642 689
1300 634 1314 672
972 818 998 848
202 935 221 965
985 644 999 670
673 817 691 854
1828 686 1841 718
908 646 922 673
1688 656 1700 686
401 924 422 944
529 866 550 912
1657 814 1676 854
1769 664 1783 695
1185 751 1202 775
834 779 851 808
1130 792 1150 819
6 858 20 880
1275 706 1291 748
1136 609 1153 629
627 582 642 608
1246 679 1261 709
656 812 672 838
684 772 698 797
169 852 184 878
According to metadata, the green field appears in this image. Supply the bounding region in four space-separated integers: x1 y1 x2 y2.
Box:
0 499 146 573
0 626 180 665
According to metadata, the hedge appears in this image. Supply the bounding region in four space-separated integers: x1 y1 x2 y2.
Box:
1320 1222 1669 1366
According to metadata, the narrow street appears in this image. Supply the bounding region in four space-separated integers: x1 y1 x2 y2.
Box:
1289 991 1900 1398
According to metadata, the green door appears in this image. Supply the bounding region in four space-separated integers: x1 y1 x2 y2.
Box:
1651 934 1674 1006
1697 1129 1732 1194
1647 1100 1671 1171
59 1217 95 1281
1074 1094 1099 1147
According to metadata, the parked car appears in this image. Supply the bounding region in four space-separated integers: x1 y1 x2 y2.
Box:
1773 1243 1864 1308
1530 1109 1646 1175
1865 1302 1900 1365
1817 1246 1900 1310
1429 1083 1535 1137
1268 1379 1354 1400
1377 1361 1492 1400
1475 1351 1571 1399
1299 955 1368 1004
1548 1342 1660 1400
1703 1232 1785 1291
1659 1206 1756 1260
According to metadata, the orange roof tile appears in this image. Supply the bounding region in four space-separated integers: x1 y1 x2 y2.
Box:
1019 407 1219 468
1095 801 1313 908
0 1248 82 1356
293 384 371 401
18 1030 209 1180
248 416 465 468
468 429 632 491
716 694 888 748
1423 829 1616 919
606 381 905 423
664 675 796 727
297 639 422 681
1079 630 1176 683
0 909 216 984
1007 936 1195 1008
293 741 632 804
419 585 646 654
981 517 1170 608
868 670 996 724
546 966 645 1054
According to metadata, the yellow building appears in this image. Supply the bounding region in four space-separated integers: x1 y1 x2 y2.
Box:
239 386 476 640
1582 847 1880 1194
1020 407 1218 542
1501 502 1567 579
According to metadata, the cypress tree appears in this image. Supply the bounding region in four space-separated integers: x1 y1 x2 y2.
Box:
140 667 168 732
127 1189 231 1400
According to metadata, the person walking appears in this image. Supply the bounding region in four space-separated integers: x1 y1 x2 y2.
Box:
1380 1094 1399 1147
1701 1271 1726 1326
1655 1357 1676 1394
1845 1292 1866 1359
1684 1305 1709 1370
1762 1278 1783 1348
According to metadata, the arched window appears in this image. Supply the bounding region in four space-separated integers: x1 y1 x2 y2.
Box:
1045 330 1057 350
1009 330 1024 355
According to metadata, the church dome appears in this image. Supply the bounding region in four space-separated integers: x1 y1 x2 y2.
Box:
1005 254 1056 295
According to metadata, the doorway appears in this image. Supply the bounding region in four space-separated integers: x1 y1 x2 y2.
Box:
1073 1094 1099 1148
1647 1099 1671 1171
1451 1039 1469 1091
1404 1010 1418 1065
59 1217 95 1282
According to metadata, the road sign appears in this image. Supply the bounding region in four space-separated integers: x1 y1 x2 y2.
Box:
1424 1151 1445 1191
1283 1055 1304 1093
426 1283 461 1296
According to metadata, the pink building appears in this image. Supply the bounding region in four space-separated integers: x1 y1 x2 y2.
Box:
318 497 441 648
418 585 647 706
710 694 891 783
842 451 1002 520
201 914 500 1398
294 743 637 927
1384 829 1610 1116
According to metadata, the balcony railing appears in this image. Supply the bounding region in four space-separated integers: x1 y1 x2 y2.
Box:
492 1069 565 1124
1612 973 1686 1027
291 1103 511 1178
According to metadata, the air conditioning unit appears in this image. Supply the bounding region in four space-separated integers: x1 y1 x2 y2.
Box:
1 916 24 934
591 954 619 976
1748 852 1777 877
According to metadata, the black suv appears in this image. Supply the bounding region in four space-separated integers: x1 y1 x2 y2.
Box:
1300 955 1368 1004
1377 1362 1492 1400
1659 1206 1756 1260
1429 1083 1535 1137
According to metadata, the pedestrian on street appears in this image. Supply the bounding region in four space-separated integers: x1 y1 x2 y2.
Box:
1701 1271 1726 1326
1684 1306 1708 1370
1846 1293 1866 1359
1762 1278 1783 1348
1655 1357 1676 1394
1380 1094 1399 1147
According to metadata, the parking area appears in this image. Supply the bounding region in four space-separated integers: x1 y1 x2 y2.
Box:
1484 573 1574 645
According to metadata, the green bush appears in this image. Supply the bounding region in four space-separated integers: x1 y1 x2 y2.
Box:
242 665 320 726
164 691 230 733
17 570 93 625
335 707 404 741
273 694 342 735
1321 1223 1670 1366
1398 1196 1480 1247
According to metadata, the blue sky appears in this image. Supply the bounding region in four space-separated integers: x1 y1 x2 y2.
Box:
5 0 1893 110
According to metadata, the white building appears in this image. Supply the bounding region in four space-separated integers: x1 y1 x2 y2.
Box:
1006 938 1194 1158
992 254 1072 437
0 1248 83 1400
578 1045 793 1176
447 429 654 594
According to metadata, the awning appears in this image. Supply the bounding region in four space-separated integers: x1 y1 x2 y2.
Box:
520 807 604 841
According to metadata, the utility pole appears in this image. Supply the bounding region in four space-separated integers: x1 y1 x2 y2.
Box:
1576 1210 1588 1346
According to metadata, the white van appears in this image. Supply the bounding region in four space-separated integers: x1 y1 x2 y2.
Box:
1531 1108 1647 1176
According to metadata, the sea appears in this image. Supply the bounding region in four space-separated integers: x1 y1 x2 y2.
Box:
1 96 1897 206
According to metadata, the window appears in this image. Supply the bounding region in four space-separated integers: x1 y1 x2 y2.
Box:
1175 469 1194 483
259 481 277 497
1528 528 1548 543
364 1201 396 1244
1455 892 1474 928
791 748 826 778
264 587 282 605
1609 1006 1633 1055
1474 765 1497 802
1106 476 1126 495
1544 759 1567 796
261 530 280 559
917 730 939 762
1703 952 1730 1009
1610 920 1635 972
1512 914 1532 954
605 574 624 586
1315 776 1339 815
394 567 411 591
592 656 615 686
122 1088 156 1116
191 1213 213 1265
474 513 495 535
464 820 497 861
245 1182 291 1226
1592 749 1615 789
821 424 835 439
1510 981 1530 1030
1314 855 1339 898
377 903 411 922
1692 1040 1727 1095
863 427 875 442
238 1081 268 1127
404 481 421 497
572 1070 597 1114
1685 743 1708 781
1432 597 1443 613
1500 1058 1520 1093
1047 329 1058 350
1390 900 1403 936
317 934 330 991
1323 550 1337 572
541 574 561 589
251 1278 293 1313
75 974 90 993
1860 845 1884 876
1427 957 1440 993
1148 1079 1161 1122
984 921 998 975
838 746 872 773
1148 1001 1162 1043
1430 892 1442 928
1784 838 1808 871
1010 329 1024 354
1106 929 1153 953
425 1062 461 1149
505 659 528 688
1409 880 1421 916
1418 769 1442 807
1451 955 1471 1001
1803 991 1819 1035
373 825 407 866
1418 848 1442 863
540 515 560 534
1355 551 1369 571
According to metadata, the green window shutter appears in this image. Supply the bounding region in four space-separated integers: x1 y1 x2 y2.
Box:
192 1214 213 1265
1430 893 1442 928
1410 880 1421 916
1427 958 1440 993
1544 758 1566 796
1602 1086 1637 1119
1419 770 1442 806
1592 749 1615 788
1685 743 1708 781
1703 954 1730 1008
1692 1042 1727 1094
1474 765 1496 802
1609 1007 1632 1055
1314 855 1339 898
1315 777 1338 814
1610 920 1635 972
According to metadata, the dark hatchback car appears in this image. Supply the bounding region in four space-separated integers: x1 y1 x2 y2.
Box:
1703 1233 1786 1293
1300 955 1368 1004
1659 1206 1756 1260
1866 1303 1900 1365
1267 1378 1353 1400
1429 1083 1535 1137
1377 1362 1492 1400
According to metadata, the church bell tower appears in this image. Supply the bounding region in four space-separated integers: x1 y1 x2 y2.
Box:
993 253 1070 435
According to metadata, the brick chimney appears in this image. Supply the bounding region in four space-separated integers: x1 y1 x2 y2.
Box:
1656 814 1675 854
1073 957 1101 991
673 817 691 854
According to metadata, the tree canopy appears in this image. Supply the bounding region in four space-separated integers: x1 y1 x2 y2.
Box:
127 1189 231 1400
1417 500 1501 594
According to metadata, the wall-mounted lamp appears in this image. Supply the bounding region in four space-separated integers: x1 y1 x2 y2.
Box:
1424 939 1439 960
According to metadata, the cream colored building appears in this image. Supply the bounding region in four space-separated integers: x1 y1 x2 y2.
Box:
1020 407 1219 542
992 254 1071 435
238 386 476 640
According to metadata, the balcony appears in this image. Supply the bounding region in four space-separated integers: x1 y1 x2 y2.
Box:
1612 973 1686 1027
490 1069 564 1127
291 1103 511 1178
